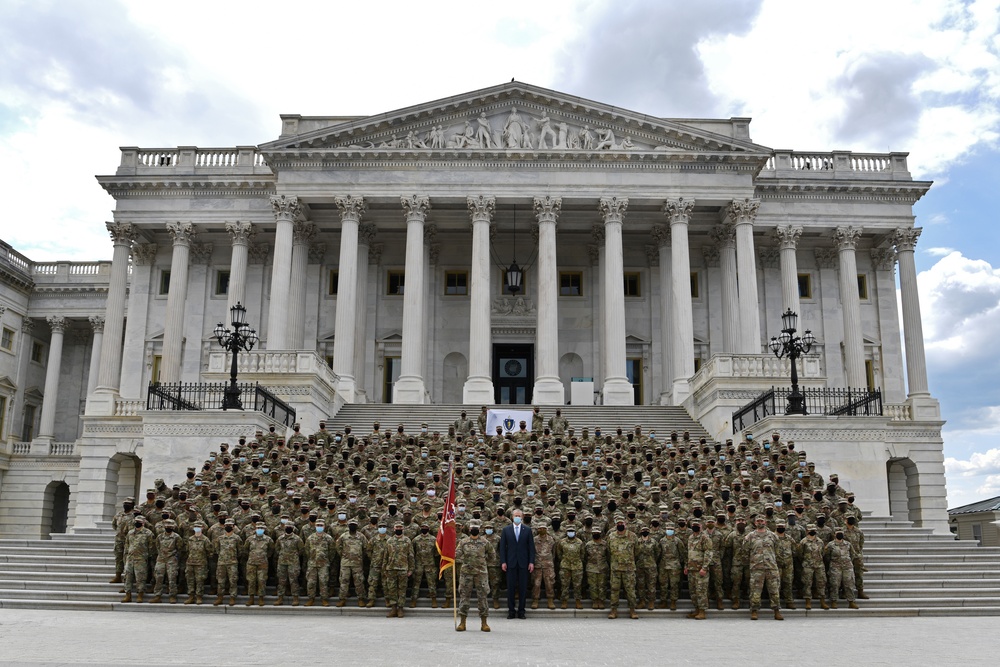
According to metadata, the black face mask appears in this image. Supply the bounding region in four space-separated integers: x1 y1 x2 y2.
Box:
616 524 625 532
348 526 357 534
835 533 844 540
285 527 294 534
394 529 404 536
420 527 429 534
224 525 233 532
691 525 701 533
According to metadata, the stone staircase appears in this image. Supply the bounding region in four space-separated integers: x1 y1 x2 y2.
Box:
1 516 998 615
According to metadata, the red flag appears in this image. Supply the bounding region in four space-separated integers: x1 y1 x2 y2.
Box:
436 461 457 579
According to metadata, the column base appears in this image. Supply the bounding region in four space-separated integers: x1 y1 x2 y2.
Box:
463 377 495 404
658 392 673 406
907 394 941 421
672 378 691 406
393 376 427 404
85 390 119 417
602 378 634 406
336 376 357 405
30 437 53 455
532 377 565 406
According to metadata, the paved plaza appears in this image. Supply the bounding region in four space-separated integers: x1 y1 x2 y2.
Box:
0 608 994 666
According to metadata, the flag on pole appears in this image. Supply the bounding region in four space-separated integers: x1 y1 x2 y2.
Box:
436 460 457 579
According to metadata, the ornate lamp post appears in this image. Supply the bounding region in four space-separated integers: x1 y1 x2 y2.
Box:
769 309 816 415
214 302 259 410
505 205 523 295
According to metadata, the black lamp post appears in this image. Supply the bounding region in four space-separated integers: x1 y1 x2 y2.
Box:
506 205 523 295
214 302 259 410
769 309 816 415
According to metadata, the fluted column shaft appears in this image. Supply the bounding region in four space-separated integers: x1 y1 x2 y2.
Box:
161 222 194 383
332 197 366 401
225 221 254 314
353 227 377 401
464 196 496 403
532 196 564 405
713 225 740 353
96 223 135 392
731 199 762 353
394 195 431 404
894 228 930 397
287 222 314 350
665 199 695 403
37 316 67 441
836 226 866 388
653 227 672 404
267 195 301 351
600 196 633 405
86 316 104 396
776 225 803 315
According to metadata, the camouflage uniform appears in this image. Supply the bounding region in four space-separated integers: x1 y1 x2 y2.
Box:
585 535 609 608
531 528 557 608
844 524 867 598
745 525 782 617
634 532 659 609
483 524 502 608
275 528 304 602
728 526 751 607
607 523 638 617
214 526 242 602
383 526 415 615
556 533 585 608
184 525 214 603
110 502 135 582
305 525 336 604
366 526 389 607
798 529 829 608
336 526 368 604
657 530 685 609
122 522 155 601
412 528 440 606
455 528 490 626
244 527 274 603
775 528 795 608
825 537 858 607
686 528 713 616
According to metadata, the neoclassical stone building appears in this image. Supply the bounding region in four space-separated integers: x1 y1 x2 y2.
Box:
0 82 946 536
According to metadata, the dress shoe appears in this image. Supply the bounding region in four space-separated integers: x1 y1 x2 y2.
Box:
507 611 516 619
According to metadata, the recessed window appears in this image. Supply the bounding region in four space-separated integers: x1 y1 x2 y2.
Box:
21 404 36 441
865 359 876 391
214 270 230 296
387 271 405 295
624 272 641 297
690 272 700 299
798 273 813 299
158 270 171 296
151 355 163 384
694 358 703 373
30 341 44 363
444 271 468 296
0 328 13 351
328 270 339 296
325 355 334 369
500 268 527 295
560 272 583 296
0 395 6 440
857 274 869 300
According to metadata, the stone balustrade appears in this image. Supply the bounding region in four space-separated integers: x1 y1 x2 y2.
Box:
885 403 913 421
760 150 909 180
695 352 824 383
113 398 145 417
11 443 30 455
206 349 339 387
8 442 77 456
32 261 111 279
118 146 269 176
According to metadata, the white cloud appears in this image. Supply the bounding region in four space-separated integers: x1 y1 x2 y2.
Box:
946 444 1000 477
918 251 1000 360
925 247 956 256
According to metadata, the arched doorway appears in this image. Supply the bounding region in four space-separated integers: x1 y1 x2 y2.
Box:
43 481 71 536
887 457 918 523
108 453 142 520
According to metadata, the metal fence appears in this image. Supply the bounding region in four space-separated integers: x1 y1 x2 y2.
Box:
732 387 883 433
146 382 296 426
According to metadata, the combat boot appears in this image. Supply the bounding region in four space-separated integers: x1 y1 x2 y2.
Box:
321 598 330 607
247 596 255 607
229 595 236 606
560 599 567 609
858 589 869 600
396 607 404 618
492 598 499 610
480 616 491 632
820 597 829 610
305 598 314 607
647 600 654 611
292 596 300 606
456 615 466 631
166 595 175 604
547 597 555 610
274 596 284 606
716 597 724 611
109 575 122 584
687 609 698 619
184 595 194 605
693 609 706 620
774 609 784 620
608 608 618 619
531 597 539 609
365 597 375 608
592 600 599 609
785 600 796 610
576 599 583 610
629 607 638 619
445 596 453 608
409 598 417 609
849 601 859 609
732 597 740 610
750 609 758 620
358 598 366 608
213 595 223 606
136 592 144 603
335 599 346 607
805 597 812 610
149 595 162 604
121 592 132 603
669 600 677 611
386 606 397 618
830 599 838 609
431 596 439 609
257 596 264 607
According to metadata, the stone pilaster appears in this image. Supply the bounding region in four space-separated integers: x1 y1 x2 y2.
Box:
394 195 431 404
36 316 67 443
86 316 104 396
160 222 195 383
332 196 367 402
464 195 496 404
266 195 301 350
729 198 762 353
600 196 633 405
665 198 695 404
533 196 565 405
835 225 866 388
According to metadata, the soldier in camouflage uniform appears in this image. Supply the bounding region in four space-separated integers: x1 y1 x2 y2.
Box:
585 528 609 609
556 525 585 609
531 522 557 610
411 524 440 608
110 497 135 584
275 523 304 605
367 519 389 608
798 523 829 609
121 516 154 603
305 519 336 606
825 528 860 609
745 516 783 620
844 516 868 599
384 520 415 618
214 518 242 606
775 522 796 609
728 519 750 608
244 521 273 606
685 519 713 620
635 524 659 611
703 516 726 610
336 518 368 607
184 520 213 604
150 519 183 603
658 522 685 610
482 522 502 610
607 514 639 619
454 520 491 632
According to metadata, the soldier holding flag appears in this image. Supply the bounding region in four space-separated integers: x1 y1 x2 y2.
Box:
435 460 459 627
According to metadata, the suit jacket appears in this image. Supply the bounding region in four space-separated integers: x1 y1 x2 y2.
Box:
499 523 536 569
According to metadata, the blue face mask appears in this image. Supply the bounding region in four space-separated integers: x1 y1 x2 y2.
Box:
194 480 202 487
513 516 522 526
567 531 576 538
666 530 675 536
378 527 387 535
485 529 494 536
256 529 265 536
316 526 324 533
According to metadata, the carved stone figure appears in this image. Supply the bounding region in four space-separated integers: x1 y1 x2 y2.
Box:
503 107 527 148
534 112 556 149
595 127 616 150
579 125 595 150
556 122 569 149
476 113 494 148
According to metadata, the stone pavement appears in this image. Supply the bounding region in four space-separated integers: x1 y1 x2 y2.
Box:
0 608 995 666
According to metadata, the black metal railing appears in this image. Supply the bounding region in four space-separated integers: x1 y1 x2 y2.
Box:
146 382 296 426
732 387 883 433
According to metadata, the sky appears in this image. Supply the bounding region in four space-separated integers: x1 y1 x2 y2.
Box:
1 0 999 507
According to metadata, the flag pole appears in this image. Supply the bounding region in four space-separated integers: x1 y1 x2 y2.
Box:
452 555 458 628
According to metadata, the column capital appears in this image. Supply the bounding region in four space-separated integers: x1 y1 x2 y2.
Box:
368 243 384 265
190 242 213 264
46 316 67 333
892 226 922 252
871 247 897 271
814 247 839 269
774 224 803 250
757 245 780 269
270 194 303 222
467 195 496 223
651 224 670 248
225 221 256 245
727 197 760 225
89 315 105 333
130 242 158 265
598 196 628 224
106 222 137 247
248 242 269 265
591 223 605 245
292 221 317 246
702 245 720 267
358 223 378 246
334 195 367 222
401 194 431 222
21 318 34 334
663 197 695 225
308 242 326 264
166 221 196 246
533 196 562 225
645 244 660 267
834 225 863 251
710 223 736 249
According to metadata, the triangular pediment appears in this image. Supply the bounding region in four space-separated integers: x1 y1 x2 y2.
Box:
0 375 17 393
261 82 772 161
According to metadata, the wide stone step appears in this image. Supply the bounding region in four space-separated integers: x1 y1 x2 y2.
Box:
865 546 1000 556
843 596 1000 607
0 546 117 557
3 570 120 582
0 579 120 591
866 569 1000 580
0 589 125 601
0 554 116 565
864 561 1000 572
865 587 1000 598
867 578 1000 588
0 562 112 573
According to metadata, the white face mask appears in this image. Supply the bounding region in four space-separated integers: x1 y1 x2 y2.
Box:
427 490 436 497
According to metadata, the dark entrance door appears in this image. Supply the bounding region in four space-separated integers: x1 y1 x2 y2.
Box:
494 343 533 404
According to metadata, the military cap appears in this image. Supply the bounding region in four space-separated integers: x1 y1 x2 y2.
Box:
469 520 481 530
347 517 359 526
806 523 818 531
192 520 206 528
394 520 404 528
705 516 717 524
125 497 135 503
255 521 266 528
377 518 388 527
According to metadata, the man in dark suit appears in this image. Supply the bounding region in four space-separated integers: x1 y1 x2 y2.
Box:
498 508 535 619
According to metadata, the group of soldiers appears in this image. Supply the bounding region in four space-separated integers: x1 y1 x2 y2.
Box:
113 406 866 625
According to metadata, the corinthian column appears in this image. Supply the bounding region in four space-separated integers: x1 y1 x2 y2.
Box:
94 222 135 395
775 225 803 315
464 195 496 403
161 222 195 383
394 195 431 404
835 225 866 388
225 221 255 314
651 225 672 404
353 225 378 402
86 316 104 396
600 196 633 405
729 198 762 353
287 221 316 349
267 195 301 350
665 197 695 403
893 227 930 397
332 195 366 402
532 196 565 405
36 316 67 442
711 223 740 353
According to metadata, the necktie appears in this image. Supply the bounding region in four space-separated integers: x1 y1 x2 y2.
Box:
515 526 520 541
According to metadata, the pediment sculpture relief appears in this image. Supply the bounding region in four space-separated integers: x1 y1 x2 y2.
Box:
491 295 537 316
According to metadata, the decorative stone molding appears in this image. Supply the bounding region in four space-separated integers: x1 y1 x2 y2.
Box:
292 221 317 246
598 196 628 224
225 221 255 245
423 223 437 244
774 224 803 249
489 223 497 242
248 242 269 265
892 227 921 252
834 225 863 251
467 195 496 223
757 245 780 269
645 244 659 267
591 223 605 245
727 198 760 224
0 304 6 319
491 296 536 316
368 243 384 265
428 243 441 266
358 223 378 245
46 315 67 333
870 247 897 271
189 242 214 264
106 222 137 246
702 245 720 268
270 194 302 222
401 195 431 222
587 244 600 266
21 318 34 333
663 197 695 224
650 224 669 248
814 248 838 269
308 243 326 264
130 243 158 265
88 316 105 333
334 195 367 223
71 328 89 345
166 221 196 246
710 223 736 249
